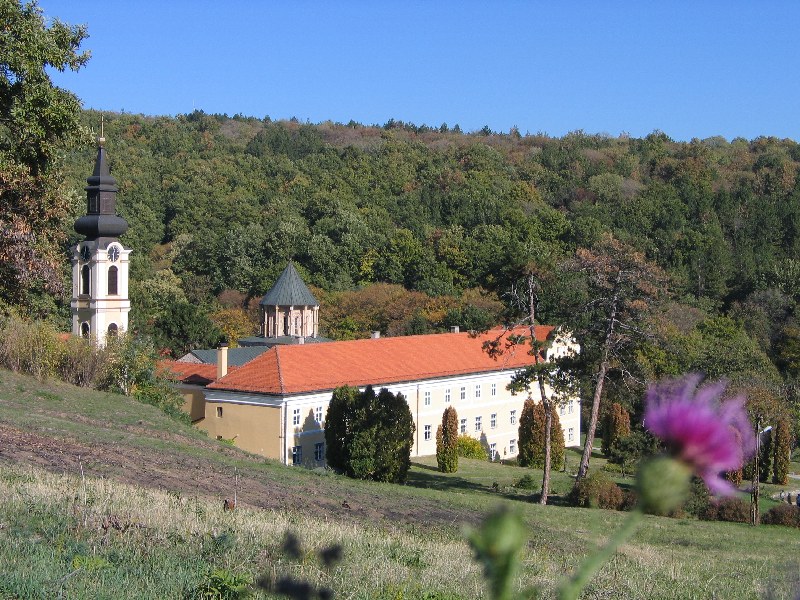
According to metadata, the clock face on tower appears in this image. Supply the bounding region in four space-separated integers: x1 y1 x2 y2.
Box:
107 245 120 262
80 245 91 262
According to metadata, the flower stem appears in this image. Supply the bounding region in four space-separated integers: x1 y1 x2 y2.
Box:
556 508 644 600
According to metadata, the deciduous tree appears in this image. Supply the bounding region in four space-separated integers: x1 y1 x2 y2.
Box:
0 0 89 308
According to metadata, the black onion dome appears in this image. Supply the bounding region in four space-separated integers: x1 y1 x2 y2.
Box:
74 141 129 240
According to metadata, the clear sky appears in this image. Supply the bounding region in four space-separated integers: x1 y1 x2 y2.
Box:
39 1 800 142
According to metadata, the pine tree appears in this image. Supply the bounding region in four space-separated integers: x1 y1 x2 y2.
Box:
601 402 631 456
436 406 459 472
758 428 773 483
517 398 537 467
772 418 791 485
518 399 565 470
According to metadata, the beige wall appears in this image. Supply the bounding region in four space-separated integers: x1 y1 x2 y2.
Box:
201 401 283 459
178 385 207 422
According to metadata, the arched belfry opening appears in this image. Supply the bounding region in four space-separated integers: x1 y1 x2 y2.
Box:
108 265 118 295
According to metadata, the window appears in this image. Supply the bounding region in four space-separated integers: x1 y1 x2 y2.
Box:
509 439 516 454
490 413 497 429
568 401 574 414
510 410 517 425
216 406 223 418
568 428 574 442
315 406 323 424
314 442 325 462
80 322 90 338
445 388 451 403
81 265 90 295
489 443 497 460
291 445 302 465
424 425 432 441
475 416 482 432
491 383 497 397
292 408 301 426
560 404 566 416
108 265 118 295
424 391 431 406
460 418 467 434
475 384 481 399
107 323 118 337
460 387 466 401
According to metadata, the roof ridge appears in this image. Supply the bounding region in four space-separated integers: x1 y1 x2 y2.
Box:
274 346 286 394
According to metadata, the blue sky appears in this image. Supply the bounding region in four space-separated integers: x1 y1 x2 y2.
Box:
40 1 800 142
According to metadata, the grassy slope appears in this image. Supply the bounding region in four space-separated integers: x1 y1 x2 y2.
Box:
0 369 798 599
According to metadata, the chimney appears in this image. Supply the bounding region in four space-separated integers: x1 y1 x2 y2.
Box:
217 342 229 380
450 326 460 333
371 331 381 339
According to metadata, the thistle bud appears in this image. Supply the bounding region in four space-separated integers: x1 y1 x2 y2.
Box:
636 456 692 515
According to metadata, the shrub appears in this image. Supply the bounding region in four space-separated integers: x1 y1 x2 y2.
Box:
682 477 711 518
700 497 750 523
0 314 61 379
724 468 743 488
436 406 458 473
568 471 624 510
517 399 564 469
773 418 791 485
57 335 103 387
324 385 415 483
601 402 631 456
456 435 489 460
762 504 800 528
514 474 538 490
188 567 251 599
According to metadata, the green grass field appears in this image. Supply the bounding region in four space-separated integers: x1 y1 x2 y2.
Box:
0 369 798 599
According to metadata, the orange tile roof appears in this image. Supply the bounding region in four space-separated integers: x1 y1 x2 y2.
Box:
207 326 554 396
160 361 239 385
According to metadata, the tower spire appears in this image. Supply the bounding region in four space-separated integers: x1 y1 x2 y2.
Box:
73 136 128 241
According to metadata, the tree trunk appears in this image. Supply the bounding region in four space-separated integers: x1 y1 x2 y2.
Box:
577 359 608 479
540 389 552 505
751 422 760 526
577 274 620 481
527 274 554 505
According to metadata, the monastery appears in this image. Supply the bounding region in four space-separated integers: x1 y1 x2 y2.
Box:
71 140 582 467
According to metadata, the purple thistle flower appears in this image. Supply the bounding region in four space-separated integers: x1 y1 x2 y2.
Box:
644 374 756 495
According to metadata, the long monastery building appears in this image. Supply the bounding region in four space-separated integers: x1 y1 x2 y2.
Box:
169 265 581 467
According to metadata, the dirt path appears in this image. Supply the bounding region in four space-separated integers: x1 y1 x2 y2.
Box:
0 421 479 530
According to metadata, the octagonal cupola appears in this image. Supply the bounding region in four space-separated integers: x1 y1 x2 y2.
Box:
259 262 319 338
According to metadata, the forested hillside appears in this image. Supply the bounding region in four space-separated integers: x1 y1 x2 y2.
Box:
53 111 800 425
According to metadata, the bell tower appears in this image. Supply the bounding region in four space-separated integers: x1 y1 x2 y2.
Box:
70 137 131 346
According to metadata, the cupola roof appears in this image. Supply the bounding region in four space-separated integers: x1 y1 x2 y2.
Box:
259 263 318 307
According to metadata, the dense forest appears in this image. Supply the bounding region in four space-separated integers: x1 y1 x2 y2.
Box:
45 110 800 431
